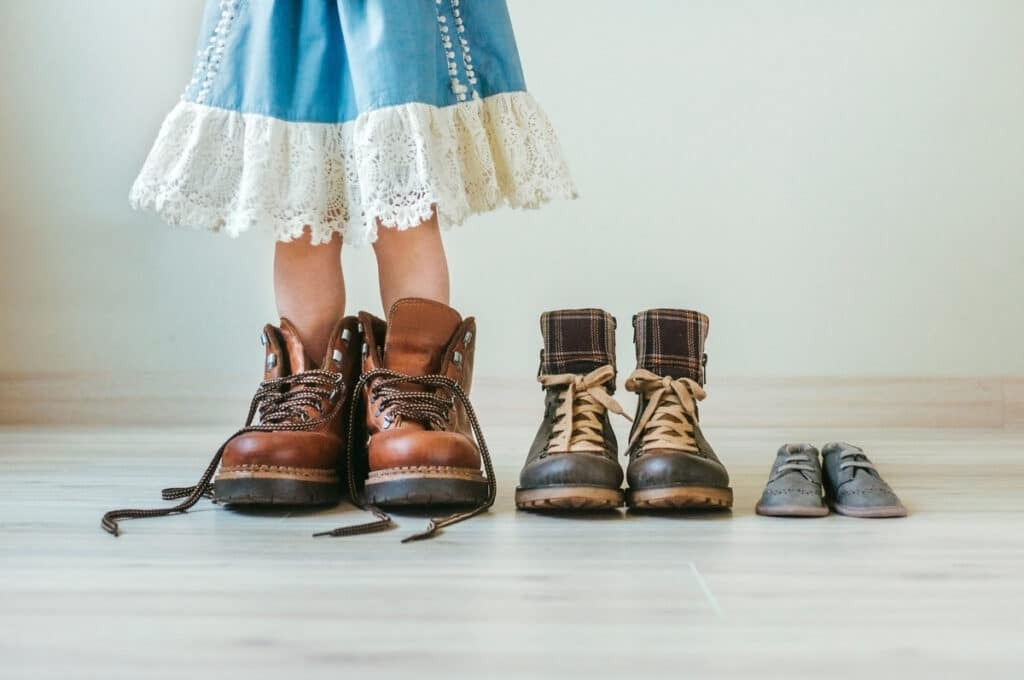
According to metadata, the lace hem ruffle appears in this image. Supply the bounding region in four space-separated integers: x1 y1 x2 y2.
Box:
129 92 577 246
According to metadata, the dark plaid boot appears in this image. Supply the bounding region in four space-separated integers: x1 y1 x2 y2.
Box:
624 309 732 510
515 309 630 511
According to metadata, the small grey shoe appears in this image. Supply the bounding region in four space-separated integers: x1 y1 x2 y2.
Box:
755 443 828 517
822 442 907 518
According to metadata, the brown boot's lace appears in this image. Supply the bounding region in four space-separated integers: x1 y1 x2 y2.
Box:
538 364 631 454
625 369 706 454
313 368 496 543
101 370 346 536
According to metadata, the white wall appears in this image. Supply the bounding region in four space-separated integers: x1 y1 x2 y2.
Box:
1 0 1022 380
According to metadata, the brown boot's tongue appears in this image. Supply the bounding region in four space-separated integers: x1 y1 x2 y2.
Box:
278 318 317 373
383 298 462 376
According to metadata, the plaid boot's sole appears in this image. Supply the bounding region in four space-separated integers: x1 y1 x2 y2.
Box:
626 486 733 510
515 485 625 511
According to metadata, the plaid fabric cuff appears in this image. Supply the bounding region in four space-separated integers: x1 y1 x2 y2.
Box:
632 309 709 383
539 308 617 377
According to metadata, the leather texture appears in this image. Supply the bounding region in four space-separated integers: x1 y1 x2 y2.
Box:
360 298 483 475
519 383 624 491
822 442 906 515
625 422 729 490
220 316 360 476
755 443 826 513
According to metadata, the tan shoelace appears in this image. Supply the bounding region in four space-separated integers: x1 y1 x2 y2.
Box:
539 364 631 453
625 369 706 453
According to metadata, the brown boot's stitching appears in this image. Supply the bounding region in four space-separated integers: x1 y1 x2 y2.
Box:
314 367 496 543
100 369 347 536
217 465 338 482
367 465 486 478
368 465 481 474
367 468 486 482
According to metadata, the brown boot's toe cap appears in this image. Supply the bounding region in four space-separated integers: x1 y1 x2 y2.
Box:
368 429 481 472
221 431 342 471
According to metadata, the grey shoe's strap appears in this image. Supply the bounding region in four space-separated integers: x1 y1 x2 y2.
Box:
769 444 820 483
771 453 816 481
839 452 877 472
832 443 879 476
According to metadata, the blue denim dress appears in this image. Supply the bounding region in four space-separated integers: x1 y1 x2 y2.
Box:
131 0 575 245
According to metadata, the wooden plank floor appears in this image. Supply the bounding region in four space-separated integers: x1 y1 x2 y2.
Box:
1 423 1022 679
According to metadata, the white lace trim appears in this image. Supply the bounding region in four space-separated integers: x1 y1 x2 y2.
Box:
129 91 577 246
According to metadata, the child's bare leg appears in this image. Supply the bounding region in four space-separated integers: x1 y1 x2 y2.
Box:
274 230 345 363
373 211 450 313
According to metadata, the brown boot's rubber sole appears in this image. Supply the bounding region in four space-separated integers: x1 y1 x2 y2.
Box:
364 466 489 507
515 486 624 511
626 486 733 510
214 466 341 506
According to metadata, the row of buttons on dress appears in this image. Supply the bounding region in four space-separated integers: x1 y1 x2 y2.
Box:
436 0 479 102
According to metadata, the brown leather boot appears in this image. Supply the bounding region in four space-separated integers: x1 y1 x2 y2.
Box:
314 298 496 542
101 316 361 535
213 316 361 505
356 298 492 510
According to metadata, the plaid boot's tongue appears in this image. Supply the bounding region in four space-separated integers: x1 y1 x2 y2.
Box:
382 298 463 377
632 309 709 384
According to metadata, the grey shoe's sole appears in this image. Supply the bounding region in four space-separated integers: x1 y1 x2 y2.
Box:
515 485 624 511
365 467 489 507
755 502 829 517
213 477 341 506
831 502 907 518
626 486 733 510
